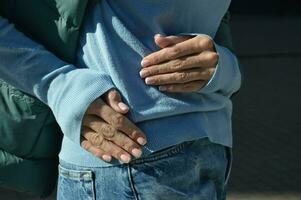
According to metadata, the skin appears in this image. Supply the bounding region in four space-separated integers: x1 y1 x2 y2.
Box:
80 34 218 163
80 89 146 163
140 34 218 92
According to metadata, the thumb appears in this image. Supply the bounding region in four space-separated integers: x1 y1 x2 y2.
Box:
103 89 129 114
154 34 192 48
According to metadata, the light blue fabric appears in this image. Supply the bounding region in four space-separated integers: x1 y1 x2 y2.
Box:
57 138 229 200
0 16 115 146
0 0 241 168
60 0 240 167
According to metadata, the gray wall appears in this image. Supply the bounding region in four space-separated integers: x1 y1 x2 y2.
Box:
228 13 301 199
230 0 301 15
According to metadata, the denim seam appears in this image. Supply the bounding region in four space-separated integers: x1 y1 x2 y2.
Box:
59 165 93 181
91 173 96 200
130 142 186 165
224 147 232 185
60 158 128 169
127 165 139 200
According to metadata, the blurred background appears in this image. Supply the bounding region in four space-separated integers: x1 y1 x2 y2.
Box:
1 0 301 199
228 0 301 199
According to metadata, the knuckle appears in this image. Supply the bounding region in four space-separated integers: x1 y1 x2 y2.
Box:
120 140 133 150
204 38 214 49
108 90 118 100
207 68 216 78
170 46 181 57
150 55 159 64
81 140 90 149
173 73 181 82
178 72 188 82
101 125 115 138
153 67 161 75
91 133 105 146
209 52 219 64
129 130 140 139
171 59 183 70
204 52 216 63
199 37 213 50
196 40 204 49
111 114 125 129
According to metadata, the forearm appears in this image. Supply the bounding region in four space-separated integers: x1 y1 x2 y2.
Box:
0 16 115 143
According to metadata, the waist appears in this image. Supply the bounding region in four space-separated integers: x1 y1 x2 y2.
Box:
59 109 232 167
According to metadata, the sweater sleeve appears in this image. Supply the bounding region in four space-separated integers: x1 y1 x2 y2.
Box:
176 32 241 97
198 12 242 97
0 16 115 144
178 12 242 97
198 39 241 97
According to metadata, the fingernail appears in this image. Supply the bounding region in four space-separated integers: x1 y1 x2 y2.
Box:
102 155 112 162
159 86 167 91
154 34 163 38
118 102 129 111
139 70 147 78
81 142 88 149
145 77 155 85
141 59 150 67
137 137 147 145
120 154 131 163
132 148 142 158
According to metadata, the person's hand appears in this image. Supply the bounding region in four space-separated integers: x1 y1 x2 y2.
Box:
80 89 147 163
140 34 218 93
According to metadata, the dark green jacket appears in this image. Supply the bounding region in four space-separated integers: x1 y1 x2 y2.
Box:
0 0 234 197
0 0 90 196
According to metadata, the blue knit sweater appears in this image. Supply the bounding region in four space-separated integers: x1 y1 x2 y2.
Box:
0 0 241 167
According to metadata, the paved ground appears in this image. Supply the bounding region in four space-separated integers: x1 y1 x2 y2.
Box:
1 15 301 200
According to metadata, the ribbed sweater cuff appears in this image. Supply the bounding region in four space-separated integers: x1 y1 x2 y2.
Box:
199 42 241 96
47 68 115 144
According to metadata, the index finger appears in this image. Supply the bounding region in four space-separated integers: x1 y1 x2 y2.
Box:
141 36 213 67
141 35 213 67
86 98 147 145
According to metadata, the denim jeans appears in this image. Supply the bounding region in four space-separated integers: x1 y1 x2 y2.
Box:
57 138 231 200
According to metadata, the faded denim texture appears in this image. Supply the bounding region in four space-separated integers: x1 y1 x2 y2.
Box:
57 139 231 200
